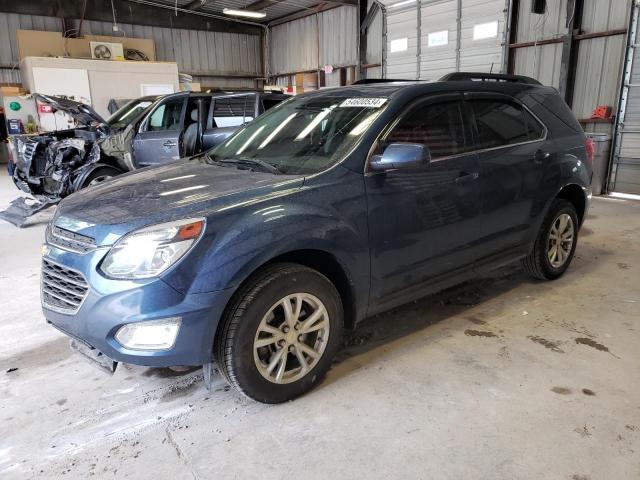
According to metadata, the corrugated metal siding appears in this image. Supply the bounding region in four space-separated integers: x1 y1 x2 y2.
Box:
572 0 632 119
269 15 318 74
419 0 457 80
512 0 631 118
515 0 567 42
513 43 563 88
269 6 358 76
511 0 567 87
319 7 358 67
0 12 262 87
582 0 631 33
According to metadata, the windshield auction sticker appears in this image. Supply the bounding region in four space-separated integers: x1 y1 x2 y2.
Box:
339 98 388 108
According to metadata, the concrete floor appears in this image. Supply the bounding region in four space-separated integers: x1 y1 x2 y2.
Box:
0 172 639 480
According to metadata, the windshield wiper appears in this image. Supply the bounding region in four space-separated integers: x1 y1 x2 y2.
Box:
214 156 282 175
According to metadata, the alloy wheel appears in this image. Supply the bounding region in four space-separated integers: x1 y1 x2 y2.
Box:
547 213 575 268
253 293 330 384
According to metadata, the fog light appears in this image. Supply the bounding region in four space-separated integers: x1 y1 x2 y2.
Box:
115 318 181 351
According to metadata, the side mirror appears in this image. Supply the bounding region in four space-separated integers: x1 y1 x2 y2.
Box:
369 143 431 171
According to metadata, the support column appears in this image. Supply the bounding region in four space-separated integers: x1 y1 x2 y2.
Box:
558 0 584 107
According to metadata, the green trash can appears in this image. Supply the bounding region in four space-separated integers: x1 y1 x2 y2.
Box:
585 132 611 196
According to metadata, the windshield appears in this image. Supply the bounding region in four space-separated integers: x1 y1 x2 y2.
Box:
206 95 388 175
108 98 156 129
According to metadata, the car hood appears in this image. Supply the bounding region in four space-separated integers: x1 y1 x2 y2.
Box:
34 94 110 131
54 157 304 244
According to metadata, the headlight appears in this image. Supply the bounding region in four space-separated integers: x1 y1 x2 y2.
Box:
115 318 181 350
101 218 205 279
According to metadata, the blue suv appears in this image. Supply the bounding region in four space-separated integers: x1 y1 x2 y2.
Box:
41 73 593 403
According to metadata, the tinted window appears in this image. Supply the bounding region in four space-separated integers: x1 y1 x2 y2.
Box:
207 94 388 175
262 98 285 111
212 95 254 128
469 99 544 150
385 100 468 159
146 98 184 131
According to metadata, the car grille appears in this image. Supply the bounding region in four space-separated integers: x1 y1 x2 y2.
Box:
46 225 97 254
41 259 89 314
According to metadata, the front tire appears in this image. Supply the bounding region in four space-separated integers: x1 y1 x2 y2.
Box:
523 199 579 280
214 263 343 403
80 166 121 189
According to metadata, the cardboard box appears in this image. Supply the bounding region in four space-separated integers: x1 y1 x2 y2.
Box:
16 30 156 62
0 86 26 96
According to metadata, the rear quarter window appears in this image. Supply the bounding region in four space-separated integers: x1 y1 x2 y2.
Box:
469 99 544 150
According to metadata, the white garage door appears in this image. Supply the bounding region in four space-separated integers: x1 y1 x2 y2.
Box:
381 0 508 80
611 2 640 195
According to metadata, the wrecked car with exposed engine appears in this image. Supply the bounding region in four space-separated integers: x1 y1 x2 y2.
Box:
3 91 289 226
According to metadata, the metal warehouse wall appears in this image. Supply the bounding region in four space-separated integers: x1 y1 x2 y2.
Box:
268 6 358 77
511 0 632 121
373 0 509 80
365 0 384 79
0 12 263 90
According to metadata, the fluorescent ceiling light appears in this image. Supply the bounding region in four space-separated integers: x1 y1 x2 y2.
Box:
388 0 415 8
223 8 267 18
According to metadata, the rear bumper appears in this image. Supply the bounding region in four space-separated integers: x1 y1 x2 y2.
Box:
42 244 235 367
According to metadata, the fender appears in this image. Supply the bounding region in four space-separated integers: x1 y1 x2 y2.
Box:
162 184 370 317
72 162 124 192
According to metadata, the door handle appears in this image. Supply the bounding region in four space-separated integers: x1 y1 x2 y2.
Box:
162 141 178 147
534 149 550 164
455 172 479 184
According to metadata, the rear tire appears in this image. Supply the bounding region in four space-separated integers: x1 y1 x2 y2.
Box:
523 199 579 280
214 263 343 404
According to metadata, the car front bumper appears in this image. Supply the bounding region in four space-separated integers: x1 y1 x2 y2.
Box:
41 243 234 367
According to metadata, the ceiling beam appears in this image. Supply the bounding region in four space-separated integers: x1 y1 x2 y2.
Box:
183 0 209 11
0 0 262 35
247 0 356 12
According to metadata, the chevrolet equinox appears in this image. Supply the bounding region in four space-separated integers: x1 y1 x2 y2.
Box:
41 73 593 403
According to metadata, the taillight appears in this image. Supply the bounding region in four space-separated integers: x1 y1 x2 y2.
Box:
584 137 595 169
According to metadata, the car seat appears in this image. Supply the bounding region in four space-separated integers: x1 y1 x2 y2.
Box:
183 109 199 156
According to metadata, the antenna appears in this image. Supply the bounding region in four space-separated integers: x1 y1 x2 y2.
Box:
490 62 494 74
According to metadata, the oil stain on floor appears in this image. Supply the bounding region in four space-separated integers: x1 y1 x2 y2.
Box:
575 337 620 358
528 335 564 353
464 329 497 338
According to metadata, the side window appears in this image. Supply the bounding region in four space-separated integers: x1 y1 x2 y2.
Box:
469 99 544 150
385 100 468 159
212 95 254 128
146 98 184 132
262 98 284 112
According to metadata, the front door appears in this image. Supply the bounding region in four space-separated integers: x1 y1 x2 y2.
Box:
465 93 547 260
365 95 482 313
133 94 188 167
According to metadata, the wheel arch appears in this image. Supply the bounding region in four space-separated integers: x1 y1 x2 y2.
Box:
218 249 360 334
72 162 124 191
555 183 587 226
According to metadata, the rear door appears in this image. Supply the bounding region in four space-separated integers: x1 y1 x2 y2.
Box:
132 93 188 167
202 94 257 149
366 94 483 312
466 93 547 261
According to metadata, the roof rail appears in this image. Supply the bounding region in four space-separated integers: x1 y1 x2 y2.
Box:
439 72 542 85
352 78 415 85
